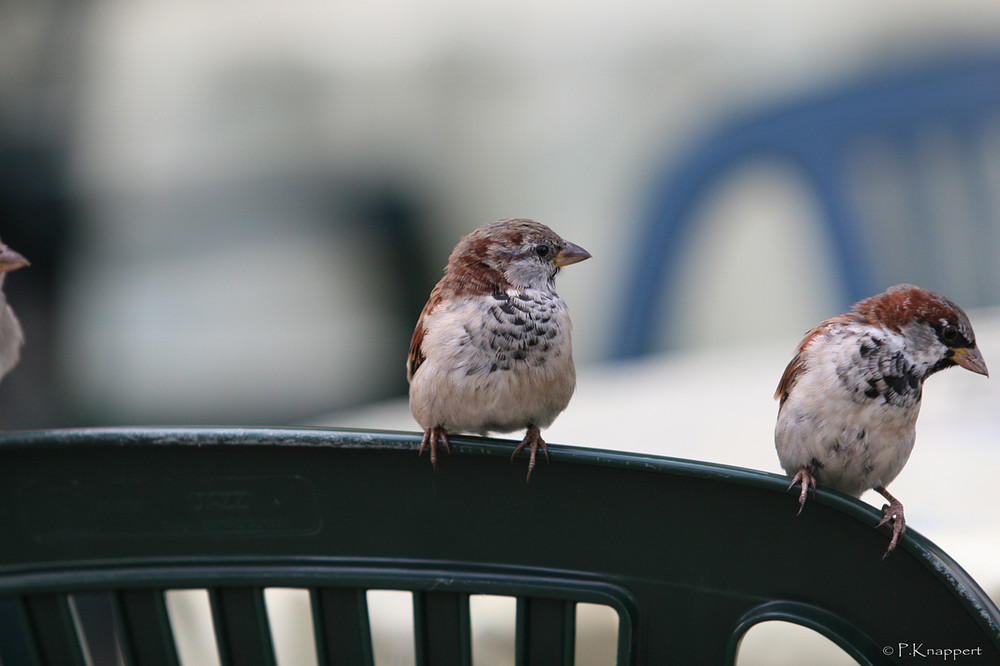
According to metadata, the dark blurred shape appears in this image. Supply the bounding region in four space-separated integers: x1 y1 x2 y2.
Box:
615 51 1000 359
0 117 76 430
0 2 442 429
356 184 441 347
0 0 83 428
336 181 438 402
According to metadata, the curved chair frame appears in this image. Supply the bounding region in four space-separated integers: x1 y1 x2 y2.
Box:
0 426 997 664
615 52 1000 359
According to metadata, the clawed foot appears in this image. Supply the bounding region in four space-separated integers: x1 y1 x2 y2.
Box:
511 425 548 482
788 468 817 515
875 486 906 559
418 426 450 471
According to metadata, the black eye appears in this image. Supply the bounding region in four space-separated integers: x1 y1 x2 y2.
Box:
941 325 959 343
534 244 550 258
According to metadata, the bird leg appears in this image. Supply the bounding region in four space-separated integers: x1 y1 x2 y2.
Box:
511 425 549 482
874 486 906 558
419 426 450 471
788 468 817 515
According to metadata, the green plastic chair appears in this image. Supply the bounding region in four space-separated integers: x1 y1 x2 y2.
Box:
0 426 997 664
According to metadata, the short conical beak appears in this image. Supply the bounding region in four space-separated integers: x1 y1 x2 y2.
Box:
953 346 989 377
554 241 591 267
0 245 29 273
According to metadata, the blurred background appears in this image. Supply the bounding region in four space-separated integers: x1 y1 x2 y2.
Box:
4 0 1000 663
3 0 1000 430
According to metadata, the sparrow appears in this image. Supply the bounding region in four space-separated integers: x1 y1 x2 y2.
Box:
774 284 988 557
0 240 29 382
407 218 591 480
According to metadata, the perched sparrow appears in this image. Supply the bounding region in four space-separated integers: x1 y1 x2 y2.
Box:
775 284 988 557
0 240 29 382
407 219 590 480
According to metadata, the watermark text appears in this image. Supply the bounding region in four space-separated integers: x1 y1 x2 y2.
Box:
883 643 985 661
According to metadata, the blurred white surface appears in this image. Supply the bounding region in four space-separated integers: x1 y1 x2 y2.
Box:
36 0 1000 426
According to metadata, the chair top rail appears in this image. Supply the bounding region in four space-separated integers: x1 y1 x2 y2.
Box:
0 426 996 663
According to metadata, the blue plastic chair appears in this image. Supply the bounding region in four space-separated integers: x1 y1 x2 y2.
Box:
614 52 1000 359
0 426 997 664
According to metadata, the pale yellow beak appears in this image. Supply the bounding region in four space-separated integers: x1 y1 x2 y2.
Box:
953 346 989 377
0 245 28 273
554 241 591 267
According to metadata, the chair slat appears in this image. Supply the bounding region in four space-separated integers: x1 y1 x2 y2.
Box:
311 587 374 666
73 594 125 666
209 587 277 666
22 594 89 666
413 590 471 666
0 598 36 666
112 589 181 666
515 597 575 666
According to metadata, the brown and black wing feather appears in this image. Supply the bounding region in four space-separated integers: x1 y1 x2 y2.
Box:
775 315 856 406
407 288 443 382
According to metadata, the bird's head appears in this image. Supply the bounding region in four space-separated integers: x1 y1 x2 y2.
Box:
448 218 590 293
855 284 988 379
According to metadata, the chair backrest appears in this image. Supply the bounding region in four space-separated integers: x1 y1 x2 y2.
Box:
0 426 997 664
614 52 1000 359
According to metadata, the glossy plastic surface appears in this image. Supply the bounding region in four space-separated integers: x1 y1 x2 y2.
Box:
0 426 997 664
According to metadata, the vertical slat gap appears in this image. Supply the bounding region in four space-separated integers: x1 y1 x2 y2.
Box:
573 602 620 666
366 590 415 666
264 588 318 666
470 594 517 665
